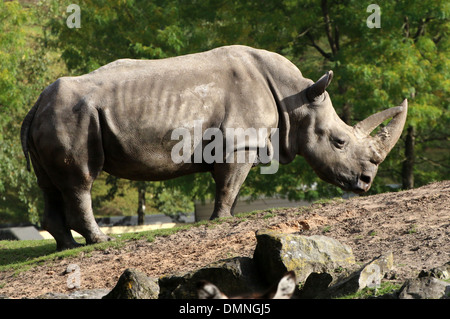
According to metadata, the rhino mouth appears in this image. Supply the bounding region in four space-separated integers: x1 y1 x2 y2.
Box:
348 175 372 194
351 182 371 194
334 174 372 194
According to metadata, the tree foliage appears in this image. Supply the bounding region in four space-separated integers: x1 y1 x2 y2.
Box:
0 1 49 224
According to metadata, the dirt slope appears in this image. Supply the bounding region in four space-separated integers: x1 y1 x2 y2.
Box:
1 180 449 299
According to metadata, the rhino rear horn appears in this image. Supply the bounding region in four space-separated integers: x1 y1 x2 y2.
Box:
306 70 333 102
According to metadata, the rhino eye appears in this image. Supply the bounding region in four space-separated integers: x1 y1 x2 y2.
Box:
332 137 347 149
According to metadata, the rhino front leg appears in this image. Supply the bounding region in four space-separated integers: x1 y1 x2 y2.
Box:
210 157 254 219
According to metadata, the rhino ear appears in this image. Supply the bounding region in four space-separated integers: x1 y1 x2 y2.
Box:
306 70 333 103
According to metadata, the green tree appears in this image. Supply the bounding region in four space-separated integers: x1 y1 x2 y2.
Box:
0 1 49 225
46 0 188 74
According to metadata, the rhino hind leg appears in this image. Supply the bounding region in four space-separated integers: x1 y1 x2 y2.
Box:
49 166 111 246
42 188 81 251
38 169 110 249
210 153 254 219
32 151 110 248
31 154 80 250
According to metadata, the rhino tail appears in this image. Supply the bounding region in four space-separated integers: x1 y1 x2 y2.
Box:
20 95 42 172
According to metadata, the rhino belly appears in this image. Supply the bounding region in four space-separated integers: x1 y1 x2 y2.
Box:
100 126 211 181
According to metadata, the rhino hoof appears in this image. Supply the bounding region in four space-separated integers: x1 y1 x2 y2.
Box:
57 241 84 251
88 235 114 245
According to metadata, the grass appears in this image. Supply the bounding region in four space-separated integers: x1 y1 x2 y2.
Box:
337 281 402 299
0 224 189 274
407 224 418 234
0 239 59 271
322 225 332 233
0 208 276 274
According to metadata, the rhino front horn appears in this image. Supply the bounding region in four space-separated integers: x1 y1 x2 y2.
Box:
354 99 408 162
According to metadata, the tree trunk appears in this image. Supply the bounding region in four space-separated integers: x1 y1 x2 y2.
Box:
337 79 351 124
341 103 352 125
402 126 415 189
137 187 146 226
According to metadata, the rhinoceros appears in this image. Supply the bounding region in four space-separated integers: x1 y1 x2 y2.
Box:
21 45 407 250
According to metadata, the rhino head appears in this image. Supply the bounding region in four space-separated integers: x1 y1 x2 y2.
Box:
298 71 407 193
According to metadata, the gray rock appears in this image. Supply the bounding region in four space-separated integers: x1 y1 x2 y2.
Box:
297 272 333 298
253 229 355 284
398 277 450 299
159 257 266 299
103 268 159 299
322 252 394 298
418 261 450 280
35 289 110 299
358 251 394 289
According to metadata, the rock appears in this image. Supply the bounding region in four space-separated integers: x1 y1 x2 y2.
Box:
398 277 450 299
297 272 333 298
418 261 450 280
399 262 450 299
35 289 110 299
253 229 355 284
322 252 394 298
358 251 394 289
158 257 266 299
103 268 159 299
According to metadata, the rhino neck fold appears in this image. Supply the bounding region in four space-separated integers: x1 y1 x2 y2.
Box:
266 75 312 165
265 78 297 164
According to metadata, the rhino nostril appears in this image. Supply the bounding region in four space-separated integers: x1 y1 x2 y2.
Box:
360 174 371 185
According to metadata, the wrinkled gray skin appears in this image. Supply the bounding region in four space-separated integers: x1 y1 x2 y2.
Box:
21 45 407 250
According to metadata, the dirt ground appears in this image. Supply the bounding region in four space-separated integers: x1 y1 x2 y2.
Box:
1 180 449 299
